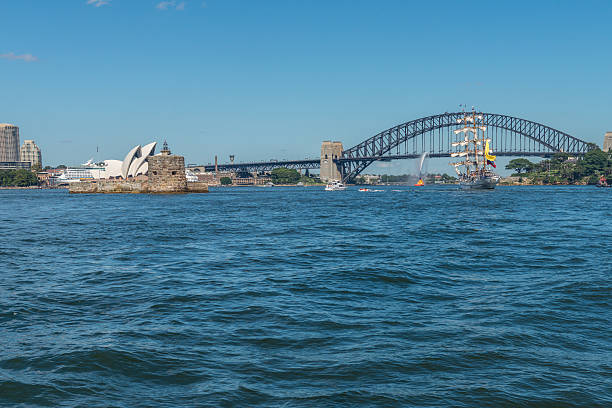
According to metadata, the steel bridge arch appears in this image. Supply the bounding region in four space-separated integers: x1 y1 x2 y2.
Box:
340 112 593 181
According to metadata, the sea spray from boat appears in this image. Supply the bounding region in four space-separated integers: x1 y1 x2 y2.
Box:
414 152 428 186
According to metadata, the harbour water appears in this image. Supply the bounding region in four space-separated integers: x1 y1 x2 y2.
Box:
1 186 611 407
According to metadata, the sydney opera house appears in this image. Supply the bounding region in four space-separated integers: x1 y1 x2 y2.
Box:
101 142 158 179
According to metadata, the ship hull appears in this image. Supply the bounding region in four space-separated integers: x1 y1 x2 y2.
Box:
459 176 498 190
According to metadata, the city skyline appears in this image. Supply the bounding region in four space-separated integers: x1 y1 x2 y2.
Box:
1 0 612 174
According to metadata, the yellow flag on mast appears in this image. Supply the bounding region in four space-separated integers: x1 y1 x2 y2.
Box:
485 140 496 161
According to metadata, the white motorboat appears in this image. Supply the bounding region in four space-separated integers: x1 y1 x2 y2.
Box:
325 180 347 191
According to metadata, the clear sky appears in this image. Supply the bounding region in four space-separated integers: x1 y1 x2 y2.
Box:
1 0 611 174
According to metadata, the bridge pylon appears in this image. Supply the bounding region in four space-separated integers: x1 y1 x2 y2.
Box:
604 132 612 152
320 141 343 182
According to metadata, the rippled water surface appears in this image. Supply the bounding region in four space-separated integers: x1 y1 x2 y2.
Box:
1 186 611 407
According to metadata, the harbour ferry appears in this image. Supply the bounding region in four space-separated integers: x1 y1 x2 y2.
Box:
450 108 500 189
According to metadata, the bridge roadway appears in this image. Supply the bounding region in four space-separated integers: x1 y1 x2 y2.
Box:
191 159 320 173
190 152 558 173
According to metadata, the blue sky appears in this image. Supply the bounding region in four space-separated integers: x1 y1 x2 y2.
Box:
1 0 611 174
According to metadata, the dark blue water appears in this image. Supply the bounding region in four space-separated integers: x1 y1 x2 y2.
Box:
1 186 611 407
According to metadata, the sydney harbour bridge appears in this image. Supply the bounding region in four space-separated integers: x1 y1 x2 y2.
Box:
192 112 595 182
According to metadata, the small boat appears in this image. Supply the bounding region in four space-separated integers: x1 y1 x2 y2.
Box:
597 176 610 188
359 188 369 192
414 179 425 186
325 180 347 191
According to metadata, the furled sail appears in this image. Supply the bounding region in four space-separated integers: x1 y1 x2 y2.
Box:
454 126 486 134
454 127 478 134
451 160 475 167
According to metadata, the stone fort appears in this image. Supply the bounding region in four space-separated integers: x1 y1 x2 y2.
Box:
70 143 208 194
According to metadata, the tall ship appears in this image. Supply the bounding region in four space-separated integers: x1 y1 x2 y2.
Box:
450 108 500 189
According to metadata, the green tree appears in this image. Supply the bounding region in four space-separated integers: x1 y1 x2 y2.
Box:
570 162 586 181
299 175 318 184
587 174 600 185
57 164 67 169
506 158 534 174
220 176 232 185
582 148 609 175
551 152 570 165
0 170 38 187
441 173 457 182
271 167 300 184
380 174 412 183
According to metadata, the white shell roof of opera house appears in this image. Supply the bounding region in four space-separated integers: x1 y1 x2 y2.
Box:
100 142 157 179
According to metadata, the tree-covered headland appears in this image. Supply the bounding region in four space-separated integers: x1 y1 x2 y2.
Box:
0 169 39 187
359 173 457 184
505 148 612 184
270 168 320 184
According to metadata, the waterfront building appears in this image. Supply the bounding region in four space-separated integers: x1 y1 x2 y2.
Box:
234 176 255 185
0 161 31 170
0 124 20 162
36 171 59 186
188 170 230 186
604 132 612 152
185 169 199 182
360 174 382 184
20 140 42 168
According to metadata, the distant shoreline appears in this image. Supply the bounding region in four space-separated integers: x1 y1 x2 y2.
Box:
215 184 324 187
1 183 600 191
0 186 67 190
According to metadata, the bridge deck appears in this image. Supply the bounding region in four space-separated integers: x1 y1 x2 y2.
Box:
190 151 568 173
191 159 320 173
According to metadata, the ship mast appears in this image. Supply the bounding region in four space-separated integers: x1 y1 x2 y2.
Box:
450 107 490 179
462 107 470 176
473 108 479 173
